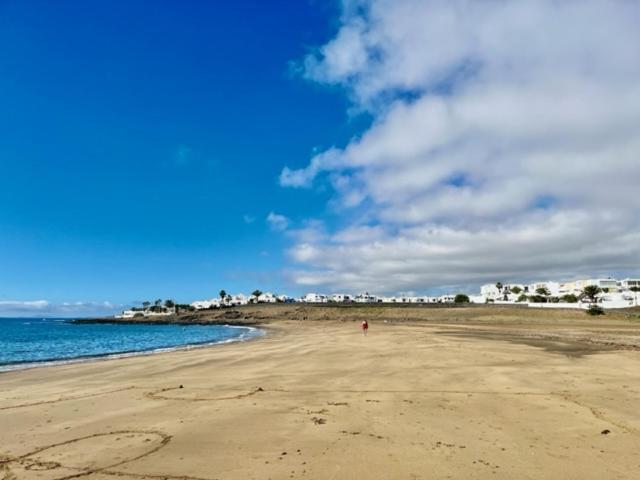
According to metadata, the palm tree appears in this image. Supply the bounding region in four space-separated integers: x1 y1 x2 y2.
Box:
155 299 162 307
535 287 550 297
535 287 551 303
219 290 227 302
582 285 602 304
164 299 175 308
142 301 150 310
251 290 263 303
495 282 503 293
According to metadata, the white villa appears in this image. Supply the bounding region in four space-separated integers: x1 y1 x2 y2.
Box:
354 293 379 303
331 293 352 302
477 277 640 309
256 292 277 303
191 299 220 310
116 306 175 319
301 293 328 303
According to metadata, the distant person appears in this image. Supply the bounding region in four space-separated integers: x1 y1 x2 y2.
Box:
361 319 369 336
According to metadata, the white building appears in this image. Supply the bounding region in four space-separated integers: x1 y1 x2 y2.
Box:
475 276 640 309
276 294 295 303
526 281 561 296
191 299 220 310
620 278 640 290
437 295 455 303
301 293 328 303
256 292 277 303
228 294 248 306
330 293 352 303
586 279 619 292
480 284 501 299
354 293 379 303
116 307 175 318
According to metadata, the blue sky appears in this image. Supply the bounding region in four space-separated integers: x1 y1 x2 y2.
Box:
2 0 639 317
0 1 370 315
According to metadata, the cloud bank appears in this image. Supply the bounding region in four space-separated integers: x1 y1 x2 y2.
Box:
281 0 640 292
0 300 121 318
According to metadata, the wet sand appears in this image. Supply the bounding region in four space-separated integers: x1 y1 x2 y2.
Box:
2 310 640 479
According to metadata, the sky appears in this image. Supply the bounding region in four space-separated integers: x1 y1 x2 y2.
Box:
1 0 640 317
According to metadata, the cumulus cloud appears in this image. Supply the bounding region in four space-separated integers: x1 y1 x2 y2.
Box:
266 212 290 232
281 0 640 292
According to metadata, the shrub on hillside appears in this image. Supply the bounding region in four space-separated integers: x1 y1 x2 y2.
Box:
561 294 578 303
586 304 605 316
528 294 547 303
454 294 470 304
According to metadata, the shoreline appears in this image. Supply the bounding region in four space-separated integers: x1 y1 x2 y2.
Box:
0 323 265 374
5 304 640 376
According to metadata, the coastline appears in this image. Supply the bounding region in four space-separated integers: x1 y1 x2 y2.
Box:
0 322 264 374
2 307 640 479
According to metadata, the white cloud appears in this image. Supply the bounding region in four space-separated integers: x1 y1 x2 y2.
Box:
0 300 122 318
280 0 640 292
243 214 256 224
266 212 290 232
0 300 49 310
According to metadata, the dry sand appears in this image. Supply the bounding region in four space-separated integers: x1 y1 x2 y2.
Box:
2 306 640 479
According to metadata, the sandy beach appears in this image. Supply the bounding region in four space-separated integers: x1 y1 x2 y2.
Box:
2 306 640 479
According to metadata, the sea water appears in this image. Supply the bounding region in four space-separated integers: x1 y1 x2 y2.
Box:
0 317 262 371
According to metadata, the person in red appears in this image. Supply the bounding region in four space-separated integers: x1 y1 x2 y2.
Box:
361 319 369 336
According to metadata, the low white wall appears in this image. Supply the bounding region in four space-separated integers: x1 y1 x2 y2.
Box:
527 300 635 310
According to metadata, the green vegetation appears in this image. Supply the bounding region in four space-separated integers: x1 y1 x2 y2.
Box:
586 304 605 316
582 285 602 303
560 294 578 303
495 282 503 291
219 290 227 301
454 294 470 304
517 294 529 302
528 295 547 303
535 287 551 297
164 299 175 308
510 286 522 294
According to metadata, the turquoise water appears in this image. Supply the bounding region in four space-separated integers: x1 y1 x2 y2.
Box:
0 317 261 371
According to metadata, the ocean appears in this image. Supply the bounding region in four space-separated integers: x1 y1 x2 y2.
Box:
0 317 262 371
